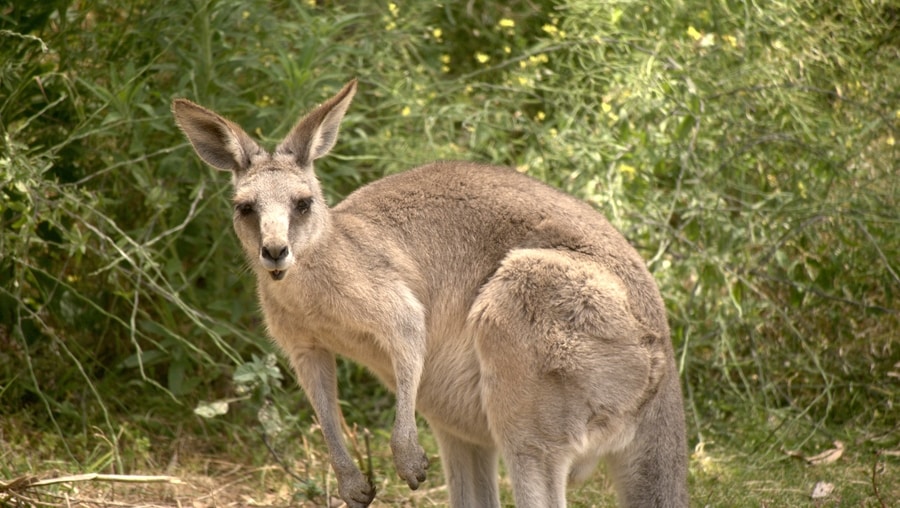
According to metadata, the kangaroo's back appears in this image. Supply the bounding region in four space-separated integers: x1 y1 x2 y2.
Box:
336 161 669 335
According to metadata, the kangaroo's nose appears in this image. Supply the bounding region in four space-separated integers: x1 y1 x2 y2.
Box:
261 245 289 262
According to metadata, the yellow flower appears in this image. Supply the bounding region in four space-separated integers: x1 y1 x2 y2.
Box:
888 135 896 146
475 52 490 64
401 106 411 117
388 2 398 17
611 8 623 25
440 54 451 64
619 163 636 178
504 46 511 54
722 34 737 48
432 28 443 40
498 18 515 28
542 24 558 35
534 111 546 122
687 26 702 41
527 54 549 65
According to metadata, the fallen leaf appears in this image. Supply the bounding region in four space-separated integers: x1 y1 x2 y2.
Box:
807 440 844 466
811 481 834 499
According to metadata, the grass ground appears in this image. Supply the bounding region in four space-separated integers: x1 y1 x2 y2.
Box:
2 399 898 507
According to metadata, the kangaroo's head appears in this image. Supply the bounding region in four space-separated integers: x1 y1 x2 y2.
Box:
172 80 357 281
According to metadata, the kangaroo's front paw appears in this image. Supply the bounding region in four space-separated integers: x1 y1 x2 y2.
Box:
391 431 429 490
336 467 375 508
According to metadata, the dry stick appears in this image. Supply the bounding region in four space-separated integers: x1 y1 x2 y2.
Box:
0 475 38 492
29 474 182 488
871 450 887 508
1 490 58 508
2 474 182 508
0 473 182 492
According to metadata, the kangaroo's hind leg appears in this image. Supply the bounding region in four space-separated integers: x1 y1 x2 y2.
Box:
432 428 500 508
605 365 689 508
478 371 575 508
470 248 669 508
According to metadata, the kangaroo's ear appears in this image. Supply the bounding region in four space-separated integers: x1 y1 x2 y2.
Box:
276 79 357 167
172 99 261 173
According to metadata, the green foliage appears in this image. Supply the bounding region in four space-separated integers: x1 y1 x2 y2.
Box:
1 0 897 502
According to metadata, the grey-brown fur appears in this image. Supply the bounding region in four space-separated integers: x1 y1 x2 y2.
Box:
172 79 688 507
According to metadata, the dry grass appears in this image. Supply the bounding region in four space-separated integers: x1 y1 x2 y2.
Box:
3 445 896 507
0 462 450 508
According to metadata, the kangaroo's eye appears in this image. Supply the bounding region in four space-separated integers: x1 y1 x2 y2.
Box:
235 202 256 216
294 197 313 214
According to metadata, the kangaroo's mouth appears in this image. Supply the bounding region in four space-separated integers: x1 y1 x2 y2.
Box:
270 269 285 281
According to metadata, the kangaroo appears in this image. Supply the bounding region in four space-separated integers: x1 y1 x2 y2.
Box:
172 79 688 508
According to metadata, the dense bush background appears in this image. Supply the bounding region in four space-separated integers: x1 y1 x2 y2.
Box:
1 0 898 503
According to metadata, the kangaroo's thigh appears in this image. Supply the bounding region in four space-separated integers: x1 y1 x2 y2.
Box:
469 249 668 484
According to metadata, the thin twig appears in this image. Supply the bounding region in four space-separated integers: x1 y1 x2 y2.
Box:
871 450 887 508
142 180 207 248
855 218 900 286
260 429 310 485
71 146 181 186
364 427 374 487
